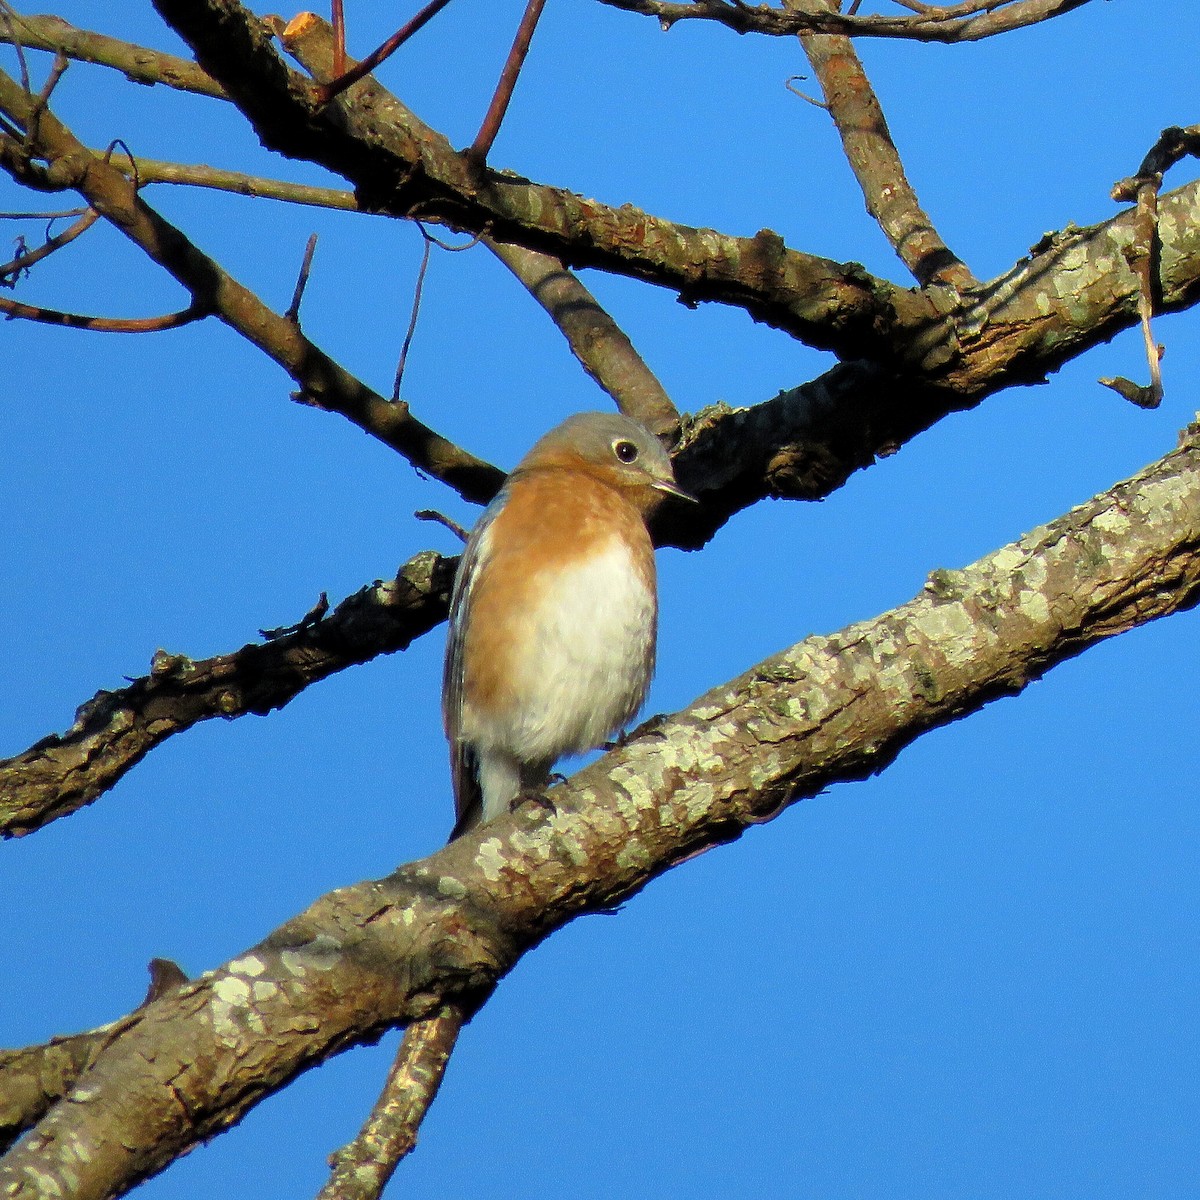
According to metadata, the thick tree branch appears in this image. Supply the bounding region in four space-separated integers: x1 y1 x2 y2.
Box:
8 8 1195 488
0 13 680 441
5 422 1200 1199
596 0 1092 41
5 156 1198 830
0 1029 117 1156
794 0 976 289
69 124 1200 538
660 172 1200 545
148 1 914 361
0 66 505 505
8 164 1200 829
0 552 455 839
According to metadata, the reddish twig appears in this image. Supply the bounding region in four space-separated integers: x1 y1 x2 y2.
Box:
464 0 549 170
315 0 456 104
330 0 345 77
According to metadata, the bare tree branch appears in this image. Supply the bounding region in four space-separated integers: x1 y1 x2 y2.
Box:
0 202 95 280
5 164 1198 831
91 152 681 435
488 238 682 437
0 65 506 506
464 0 549 171
793 0 977 289
0 9 226 97
0 964 187 1155
0 552 455 839
274 14 682 439
148 1 913 362
4 421 1200 1200
0 292 205 330
7 171 1200 829
108 155 359 211
315 1007 464 1200
596 0 1093 42
0 1028 119 1156
1102 125 1200 407
65 146 1200 541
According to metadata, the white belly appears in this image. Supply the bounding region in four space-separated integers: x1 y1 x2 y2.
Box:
479 538 656 766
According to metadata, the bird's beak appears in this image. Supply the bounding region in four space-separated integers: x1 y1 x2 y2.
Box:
652 478 698 504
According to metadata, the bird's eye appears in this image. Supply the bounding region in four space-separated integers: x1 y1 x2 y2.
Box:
613 439 639 464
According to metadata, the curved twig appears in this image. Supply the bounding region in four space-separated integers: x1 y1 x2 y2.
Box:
0 292 205 331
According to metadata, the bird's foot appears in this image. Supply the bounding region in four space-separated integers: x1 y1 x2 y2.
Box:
510 787 559 819
604 713 669 751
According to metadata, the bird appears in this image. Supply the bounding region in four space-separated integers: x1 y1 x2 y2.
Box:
442 411 694 837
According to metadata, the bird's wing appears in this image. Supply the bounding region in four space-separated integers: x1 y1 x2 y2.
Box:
442 495 503 835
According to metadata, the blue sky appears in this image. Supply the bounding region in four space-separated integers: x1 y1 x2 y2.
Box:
3 2 1199 1196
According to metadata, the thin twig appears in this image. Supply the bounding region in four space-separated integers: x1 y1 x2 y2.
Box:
465 0 549 170
260 591 330 639
414 509 470 542
595 0 1093 42
0 205 96 284
272 14 682 436
285 232 319 323
316 0 456 104
330 0 345 77
21 48 67 150
0 293 206 331
393 230 433 401
0 1 31 93
0 64 504 504
784 74 828 109
0 205 89 219
1099 125 1200 410
105 154 359 211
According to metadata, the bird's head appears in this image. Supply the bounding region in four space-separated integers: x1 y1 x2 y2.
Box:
517 411 695 515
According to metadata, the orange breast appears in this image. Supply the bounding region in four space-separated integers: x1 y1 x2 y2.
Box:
459 466 657 755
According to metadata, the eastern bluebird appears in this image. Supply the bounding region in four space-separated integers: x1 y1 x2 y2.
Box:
443 411 694 837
